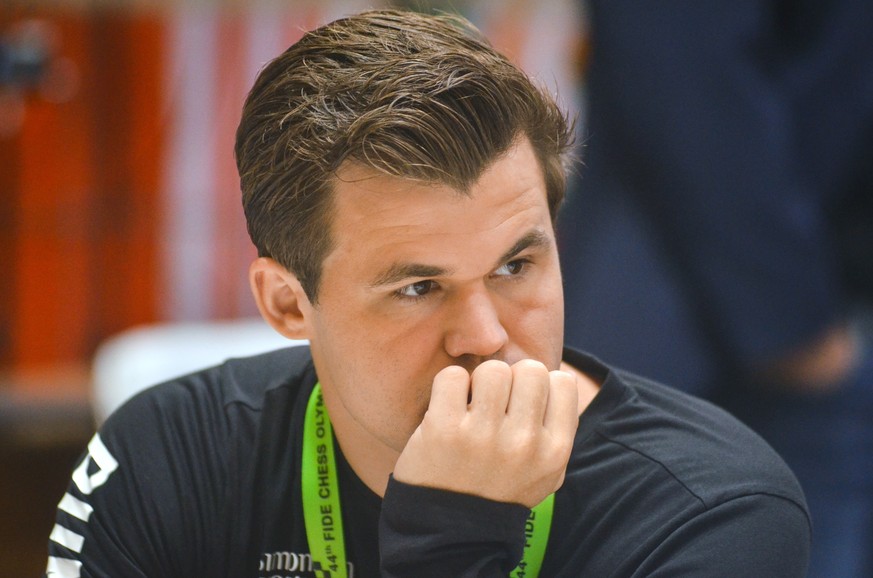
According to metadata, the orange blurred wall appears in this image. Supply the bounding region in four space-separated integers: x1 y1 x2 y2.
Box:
1 8 164 371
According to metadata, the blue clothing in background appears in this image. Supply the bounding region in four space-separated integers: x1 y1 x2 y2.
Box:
561 1 873 576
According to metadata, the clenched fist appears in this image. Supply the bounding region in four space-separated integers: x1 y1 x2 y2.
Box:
393 359 579 508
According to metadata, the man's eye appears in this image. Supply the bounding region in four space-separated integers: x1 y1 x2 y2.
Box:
494 259 529 277
396 280 437 299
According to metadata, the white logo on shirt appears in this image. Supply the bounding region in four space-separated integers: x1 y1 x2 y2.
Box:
47 434 120 577
259 551 355 578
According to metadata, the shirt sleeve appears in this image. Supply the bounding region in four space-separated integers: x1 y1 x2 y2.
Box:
44 380 229 578
632 494 811 577
379 476 530 577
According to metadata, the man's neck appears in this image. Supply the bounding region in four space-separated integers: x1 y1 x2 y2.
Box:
321 391 399 498
560 361 602 415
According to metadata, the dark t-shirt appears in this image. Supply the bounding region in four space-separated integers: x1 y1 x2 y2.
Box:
45 346 810 577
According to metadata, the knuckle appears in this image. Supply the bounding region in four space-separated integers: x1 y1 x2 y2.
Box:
536 431 573 464
436 364 470 384
508 426 538 455
549 437 575 464
512 358 549 377
549 369 576 389
471 359 512 382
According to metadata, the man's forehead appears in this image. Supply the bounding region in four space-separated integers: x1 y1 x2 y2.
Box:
324 138 552 264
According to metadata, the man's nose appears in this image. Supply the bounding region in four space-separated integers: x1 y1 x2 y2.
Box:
443 287 509 360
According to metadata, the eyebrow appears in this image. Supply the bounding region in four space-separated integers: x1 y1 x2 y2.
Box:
368 228 552 289
496 229 552 268
369 263 450 288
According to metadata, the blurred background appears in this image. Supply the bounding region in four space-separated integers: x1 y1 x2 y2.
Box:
0 1 583 575
4 1 873 577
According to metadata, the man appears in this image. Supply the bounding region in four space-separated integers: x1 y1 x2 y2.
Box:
46 10 809 577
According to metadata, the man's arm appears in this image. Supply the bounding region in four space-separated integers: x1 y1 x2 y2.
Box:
379 478 532 577
46 432 169 577
631 494 811 577
45 432 149 578
381 359 578 576
45 383 225 577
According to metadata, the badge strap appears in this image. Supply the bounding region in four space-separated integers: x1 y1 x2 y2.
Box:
302 382 553 578
302 383 348 578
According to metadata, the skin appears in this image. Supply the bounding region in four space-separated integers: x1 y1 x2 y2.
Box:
755 323 859 392
251 136 599 508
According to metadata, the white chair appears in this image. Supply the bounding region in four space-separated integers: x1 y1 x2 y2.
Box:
91 318 306 423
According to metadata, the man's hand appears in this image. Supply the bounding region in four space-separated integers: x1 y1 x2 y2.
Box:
392 359 579 508
754 323 860 393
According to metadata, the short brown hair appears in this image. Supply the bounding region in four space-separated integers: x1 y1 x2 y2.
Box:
236 9 574 302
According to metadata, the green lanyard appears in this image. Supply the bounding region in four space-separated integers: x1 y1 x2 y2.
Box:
302 383 554 578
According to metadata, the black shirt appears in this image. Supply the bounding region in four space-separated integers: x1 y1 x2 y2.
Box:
45 346 810 577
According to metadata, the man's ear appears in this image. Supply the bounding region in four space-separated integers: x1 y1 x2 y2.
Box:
249 257 313 340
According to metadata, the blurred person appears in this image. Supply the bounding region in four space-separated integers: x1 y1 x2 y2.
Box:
46 9 809 577
561 1 873 576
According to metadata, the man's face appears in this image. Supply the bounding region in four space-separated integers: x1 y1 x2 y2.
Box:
301 136 565 457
